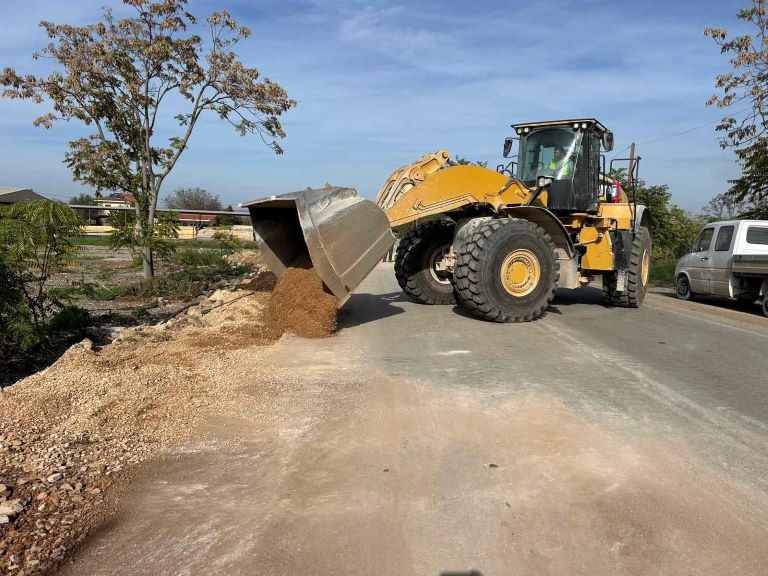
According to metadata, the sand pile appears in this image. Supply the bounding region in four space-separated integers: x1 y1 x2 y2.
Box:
0 258 342 573
262 254 338 338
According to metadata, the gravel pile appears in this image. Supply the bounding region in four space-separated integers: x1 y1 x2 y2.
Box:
0 263 339 574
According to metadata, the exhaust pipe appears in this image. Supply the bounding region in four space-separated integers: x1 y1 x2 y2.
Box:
242 187 394 305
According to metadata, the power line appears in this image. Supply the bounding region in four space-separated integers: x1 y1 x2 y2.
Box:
612 107 753 157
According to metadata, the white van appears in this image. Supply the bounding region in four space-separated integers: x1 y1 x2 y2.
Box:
675 220 768 316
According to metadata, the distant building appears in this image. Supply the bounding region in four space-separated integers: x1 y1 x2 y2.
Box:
93 192 135 224
0 187 45 205
177 212 218 228
94 192 135 209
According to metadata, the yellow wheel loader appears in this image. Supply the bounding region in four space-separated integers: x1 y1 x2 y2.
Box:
243 118 651 323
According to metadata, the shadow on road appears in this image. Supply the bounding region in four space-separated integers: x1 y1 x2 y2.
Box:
338 291 407 328
440 571 484 576
654 290 765 318
449 287 606 320
553 286 605 306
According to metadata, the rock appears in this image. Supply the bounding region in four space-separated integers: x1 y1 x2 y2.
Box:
79 338 94 351
108 326 125 339
0 515 9 525
47 473 63 483
0 499 24 516
187 306 203 318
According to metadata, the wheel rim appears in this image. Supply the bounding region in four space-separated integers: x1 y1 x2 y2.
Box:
428 244 452 285
641 249 650 287
500 249 541 297
677 278 689 297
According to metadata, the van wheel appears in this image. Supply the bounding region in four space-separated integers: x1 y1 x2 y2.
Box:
676 275 693 301
762 297 768 318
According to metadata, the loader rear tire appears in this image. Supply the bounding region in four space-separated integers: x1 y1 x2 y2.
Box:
603 226 651 308
395 220 456 305
454 218 559 322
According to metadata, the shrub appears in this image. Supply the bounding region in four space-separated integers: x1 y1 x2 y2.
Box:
171 248 225 267
48 305 92 334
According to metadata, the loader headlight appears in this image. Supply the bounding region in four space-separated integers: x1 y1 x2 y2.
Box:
537 176 553 188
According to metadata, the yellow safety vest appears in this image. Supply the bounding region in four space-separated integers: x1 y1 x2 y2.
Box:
549 159 570 176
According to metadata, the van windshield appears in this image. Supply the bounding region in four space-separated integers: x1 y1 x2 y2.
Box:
517 128 583 183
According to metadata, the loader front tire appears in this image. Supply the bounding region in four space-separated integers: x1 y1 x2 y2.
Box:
603 226 651 308
454 218 558 322
395 220 456 305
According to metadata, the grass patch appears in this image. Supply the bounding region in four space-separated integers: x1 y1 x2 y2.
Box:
49 284 129 301
171 248 226 267
49 285 82 300
650 258 676 286
73 236 112 247
96 266 117 281
127 261 249 300
90 285 129 301
131 305 149 319
73 236 259 250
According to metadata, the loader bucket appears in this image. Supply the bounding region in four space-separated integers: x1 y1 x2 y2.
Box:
242 187 394 305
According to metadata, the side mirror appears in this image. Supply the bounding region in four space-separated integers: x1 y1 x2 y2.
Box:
503 137 515 158
677 243 691 256
602 131 614 152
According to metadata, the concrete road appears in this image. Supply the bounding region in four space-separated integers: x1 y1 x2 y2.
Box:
64 264 768 576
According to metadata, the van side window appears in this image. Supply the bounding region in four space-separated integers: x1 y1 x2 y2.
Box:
715 225 735 251
746 226 768 245
693 227 715 252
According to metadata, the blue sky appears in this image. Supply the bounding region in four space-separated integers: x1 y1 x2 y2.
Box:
0 0 750 210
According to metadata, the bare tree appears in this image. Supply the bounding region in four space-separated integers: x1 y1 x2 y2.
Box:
1 0 296 279
702 192 753 220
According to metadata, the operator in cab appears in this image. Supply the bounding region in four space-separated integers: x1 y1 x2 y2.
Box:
549 146 571 179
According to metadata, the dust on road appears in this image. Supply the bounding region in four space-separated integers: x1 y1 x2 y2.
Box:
60 336 768 576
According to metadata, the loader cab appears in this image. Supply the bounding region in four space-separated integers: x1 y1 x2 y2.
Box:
510 119 612 213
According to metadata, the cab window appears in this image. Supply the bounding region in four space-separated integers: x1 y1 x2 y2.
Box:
746 226 768 244
693 227 714 252
715 225 734 251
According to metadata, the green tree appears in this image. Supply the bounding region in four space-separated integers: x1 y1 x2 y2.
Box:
0 200 82 325
164 187 222 210
212 225 241 255
69 193 97 205
1 0 296 280
109 210 179 264
453 155 488 167
705 1 768 215
611 169 703 258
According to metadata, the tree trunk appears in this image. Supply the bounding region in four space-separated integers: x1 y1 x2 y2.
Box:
141 243 154 280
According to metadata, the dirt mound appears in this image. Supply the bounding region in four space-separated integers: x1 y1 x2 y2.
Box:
0 254 343 573
262 254 338 339
237 268 277 292
225 250 262 268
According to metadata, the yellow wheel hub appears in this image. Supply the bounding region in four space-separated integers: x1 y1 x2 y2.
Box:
500 249 541 297
641 249 650 287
